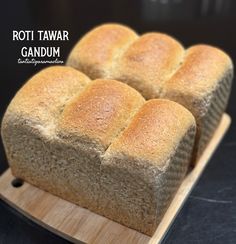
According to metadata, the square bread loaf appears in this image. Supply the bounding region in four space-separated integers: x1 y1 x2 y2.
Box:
1 66 196 235
67 23 233 158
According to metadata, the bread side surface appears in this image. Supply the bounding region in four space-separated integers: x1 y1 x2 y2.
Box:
100 99 196 235
66 23 138 79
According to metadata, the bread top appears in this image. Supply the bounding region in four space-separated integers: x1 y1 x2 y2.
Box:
163 44 233 96
57 79 145 151
105 99 196 167
4 66 90 130
162 44 233 118
67 23 233 103
114 33 184 98
66 23 138 79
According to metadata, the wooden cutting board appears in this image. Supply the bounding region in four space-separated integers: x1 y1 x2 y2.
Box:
0 114 231 244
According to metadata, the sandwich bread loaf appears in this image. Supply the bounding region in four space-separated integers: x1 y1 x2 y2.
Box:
1 66 196 235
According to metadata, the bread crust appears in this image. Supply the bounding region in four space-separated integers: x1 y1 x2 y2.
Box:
114 33 184 98
57 79 145 150
106 99 195 165
3 66 91 129
163 44 233 100
66 23 138 79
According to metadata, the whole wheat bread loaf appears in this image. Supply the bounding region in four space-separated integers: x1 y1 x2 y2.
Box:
1 66 196 235
67 23 233 158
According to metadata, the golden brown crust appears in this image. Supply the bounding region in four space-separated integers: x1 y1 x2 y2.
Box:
163 44 233 97
114 33 184 98
107 99 196 165
6 66 91 126
58 79 145 148
66 23 138 79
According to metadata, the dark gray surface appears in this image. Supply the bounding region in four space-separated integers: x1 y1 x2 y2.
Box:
0 0 236 243
163 93 236 243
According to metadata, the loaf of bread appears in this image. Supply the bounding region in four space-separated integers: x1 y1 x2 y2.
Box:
67 23 233 158
1 66 196 235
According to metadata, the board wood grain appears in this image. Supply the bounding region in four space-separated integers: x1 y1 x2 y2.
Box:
0 114 231 244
